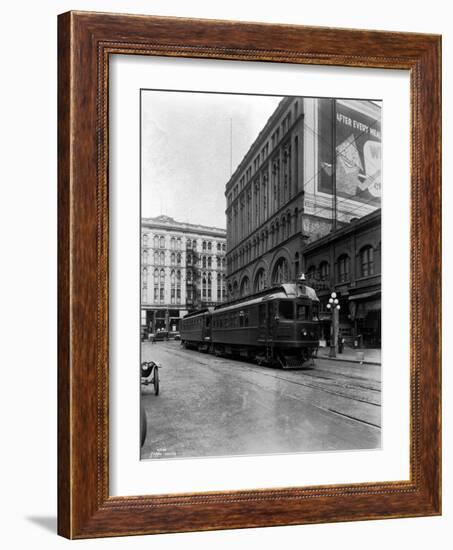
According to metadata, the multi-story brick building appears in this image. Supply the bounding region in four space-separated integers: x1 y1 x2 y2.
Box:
141 215 226 334
302 209 381 347
225 96 381 299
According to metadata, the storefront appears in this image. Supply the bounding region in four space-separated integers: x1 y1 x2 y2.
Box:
348 291 381 348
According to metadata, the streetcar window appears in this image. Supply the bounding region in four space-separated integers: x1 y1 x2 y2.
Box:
244 312 249 327
279 301 294 320
296 304 318 320
296 304 309 320
312 303 320 321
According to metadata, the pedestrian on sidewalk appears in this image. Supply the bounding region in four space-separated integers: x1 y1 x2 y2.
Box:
338 333 345 354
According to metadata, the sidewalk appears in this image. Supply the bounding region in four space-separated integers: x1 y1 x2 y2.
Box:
317 346 381 365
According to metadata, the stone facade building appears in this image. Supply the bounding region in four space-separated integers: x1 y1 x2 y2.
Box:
141 215 226 334
225 96 381 300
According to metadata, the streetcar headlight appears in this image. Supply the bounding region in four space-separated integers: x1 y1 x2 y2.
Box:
302 329 308 337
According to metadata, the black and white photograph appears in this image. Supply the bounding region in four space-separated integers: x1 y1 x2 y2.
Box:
140 90 382 460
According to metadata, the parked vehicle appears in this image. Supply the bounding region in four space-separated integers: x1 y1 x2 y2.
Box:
150 330 169 342
141 361 160 395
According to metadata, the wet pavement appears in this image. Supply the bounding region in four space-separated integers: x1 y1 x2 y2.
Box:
140 340 381 460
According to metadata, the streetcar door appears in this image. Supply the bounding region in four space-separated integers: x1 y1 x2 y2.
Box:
205 314 211 340
267 302 276 341
258 303 267 342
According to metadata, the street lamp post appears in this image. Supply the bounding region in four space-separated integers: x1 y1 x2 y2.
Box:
326 291 341 358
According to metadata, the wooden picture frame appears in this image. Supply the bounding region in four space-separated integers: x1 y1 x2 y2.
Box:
58 11 441 539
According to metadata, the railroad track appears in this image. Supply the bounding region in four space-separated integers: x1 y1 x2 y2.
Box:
166 344 381 409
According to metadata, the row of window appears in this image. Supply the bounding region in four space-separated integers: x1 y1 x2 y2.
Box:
212 311 250 329
228 100 299 206
227 144 300 249
227 209 299 273
187 240 226 252
306 245 378 283
188 255 225 268
228 254 302 299
145 250 226 268
142 233 226 252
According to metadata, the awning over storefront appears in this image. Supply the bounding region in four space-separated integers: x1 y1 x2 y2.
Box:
348 290 381 301
348 291 381 320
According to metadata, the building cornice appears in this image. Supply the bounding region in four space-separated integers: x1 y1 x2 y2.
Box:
142 216 226 238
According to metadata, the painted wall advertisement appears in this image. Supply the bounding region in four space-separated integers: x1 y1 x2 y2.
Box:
318 98 381 206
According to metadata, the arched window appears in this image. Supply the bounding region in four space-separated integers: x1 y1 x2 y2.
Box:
170 270 176 304
153 268 159 302
154 251 159 265
233 280 239 298
192 239 197 250
294 252 300 279
187 270 192 282
177 238 181 250
337 254 350 283
240 276 250 297
208 257 212 268
207 272 212 299
272 257 289 285
208 241 212 251
159 236 165 248
254 268 266 292
307 265 316 281
217 273 221 301
171 252 175 265
176 253 181 265
202 274 207 298
170 237 175 250
159 269 165 303
142 249 148 265
160 251 165 265
202 241 207 251
176 270 181 303
319 261 330 281
202 256 207 268
153 235 159 248
187 254 192 265
360 246 374 277
143 233 148 245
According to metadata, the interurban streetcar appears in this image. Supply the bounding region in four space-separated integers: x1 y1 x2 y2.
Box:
180 281 320 369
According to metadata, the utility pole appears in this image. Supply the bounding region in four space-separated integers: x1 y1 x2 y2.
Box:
332 98 337 231
230 117 233 176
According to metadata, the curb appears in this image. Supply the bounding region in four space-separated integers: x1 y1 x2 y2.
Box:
317 355 381 366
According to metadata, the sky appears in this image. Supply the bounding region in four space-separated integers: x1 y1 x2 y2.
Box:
141 90 282 229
